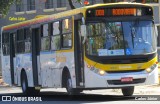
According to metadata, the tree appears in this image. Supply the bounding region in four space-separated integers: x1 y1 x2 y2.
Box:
68 0 76 9
68 0 82 9
103 0 111 3
0 0 20 17
68 0 116 10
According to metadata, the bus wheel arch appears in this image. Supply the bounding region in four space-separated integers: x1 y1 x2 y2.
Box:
20 69 40 95
62 66 81 95
62 67 73 95
62 67 70 88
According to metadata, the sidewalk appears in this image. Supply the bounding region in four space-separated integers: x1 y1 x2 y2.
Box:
0 77 9 87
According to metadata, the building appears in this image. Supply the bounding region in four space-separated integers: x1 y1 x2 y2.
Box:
0 0 160 75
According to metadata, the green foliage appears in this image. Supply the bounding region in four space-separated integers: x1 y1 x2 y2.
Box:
76 0 81 3
0 0 20 17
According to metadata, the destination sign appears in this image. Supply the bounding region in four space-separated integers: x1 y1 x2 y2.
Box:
112 8 136 16
86 7 153 17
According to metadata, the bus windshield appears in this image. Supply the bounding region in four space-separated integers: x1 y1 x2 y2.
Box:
86 21 156 56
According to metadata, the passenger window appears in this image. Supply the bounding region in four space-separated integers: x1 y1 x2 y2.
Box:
41 24 50 51
2 33 10 55
16 29 25 53
62 18 72 33
53 21 60 35
62 18 72 48
24 28 31 53
51 36 60 50
62 33 72 47
51 21 60 50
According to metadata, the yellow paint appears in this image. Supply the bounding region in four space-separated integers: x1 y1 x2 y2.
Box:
34 15 48 18
56 49 74 53
84 56 157 71
72 16 75 52
56 56 66 63
4 2 151 31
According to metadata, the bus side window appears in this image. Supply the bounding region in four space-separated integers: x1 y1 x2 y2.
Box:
51 21 60 50
24 28 31 53
41 24 50 51
62 18 72 48
16 29 25 54
2 33 10 55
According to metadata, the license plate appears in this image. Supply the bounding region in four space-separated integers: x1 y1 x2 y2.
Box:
121 77 133 82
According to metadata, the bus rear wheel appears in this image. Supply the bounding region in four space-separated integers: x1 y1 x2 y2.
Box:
121 86 134 96
21 72 30 95
66 74 81 95
21 72 40 95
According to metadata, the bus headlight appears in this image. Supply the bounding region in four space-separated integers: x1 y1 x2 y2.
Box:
89 66 106 76
99 70 106 76
146 64 157 73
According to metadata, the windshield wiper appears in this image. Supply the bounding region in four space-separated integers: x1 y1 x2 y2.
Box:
131 27 135 48
130 20 139 48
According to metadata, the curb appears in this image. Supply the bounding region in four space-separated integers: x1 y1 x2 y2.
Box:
0 85 10 87
0 83 10 87
0 78 9 87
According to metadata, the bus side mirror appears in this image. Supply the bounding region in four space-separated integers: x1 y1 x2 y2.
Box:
81 25 87 44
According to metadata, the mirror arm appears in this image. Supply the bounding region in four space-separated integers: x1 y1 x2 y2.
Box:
82 17 85 25
155 24 158 37
82 35 86 44
81 17 87 44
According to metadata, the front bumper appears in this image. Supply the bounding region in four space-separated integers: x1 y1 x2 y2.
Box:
84 66 159 88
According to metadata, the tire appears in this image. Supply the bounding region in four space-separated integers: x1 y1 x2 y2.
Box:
66 74 81 95
21 72 30 95
30 87 40 95
21 72 40 95
121 86 134 96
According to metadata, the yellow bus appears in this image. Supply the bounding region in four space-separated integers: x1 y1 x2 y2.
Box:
1 2 159 96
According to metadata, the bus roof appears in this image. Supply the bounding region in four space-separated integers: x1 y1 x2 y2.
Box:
3 2 151 32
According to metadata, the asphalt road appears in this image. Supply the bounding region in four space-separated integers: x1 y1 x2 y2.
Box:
0 87 134 101
0 86 160 103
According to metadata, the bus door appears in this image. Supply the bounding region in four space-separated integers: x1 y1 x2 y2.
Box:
74 19 85 87
9 32 16 85
31 27 41 86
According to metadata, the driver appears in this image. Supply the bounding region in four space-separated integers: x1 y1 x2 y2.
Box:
133 37 153 54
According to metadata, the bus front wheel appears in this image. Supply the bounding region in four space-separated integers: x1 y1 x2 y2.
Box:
121 86 134 96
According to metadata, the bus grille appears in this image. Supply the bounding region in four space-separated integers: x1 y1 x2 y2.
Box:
107 78 146 85
106 69 145 73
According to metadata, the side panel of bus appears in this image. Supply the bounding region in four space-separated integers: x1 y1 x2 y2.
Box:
1 32 12 85
15 28 35 87
39 17 77 88
2 56 12 85
40 51 57 87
